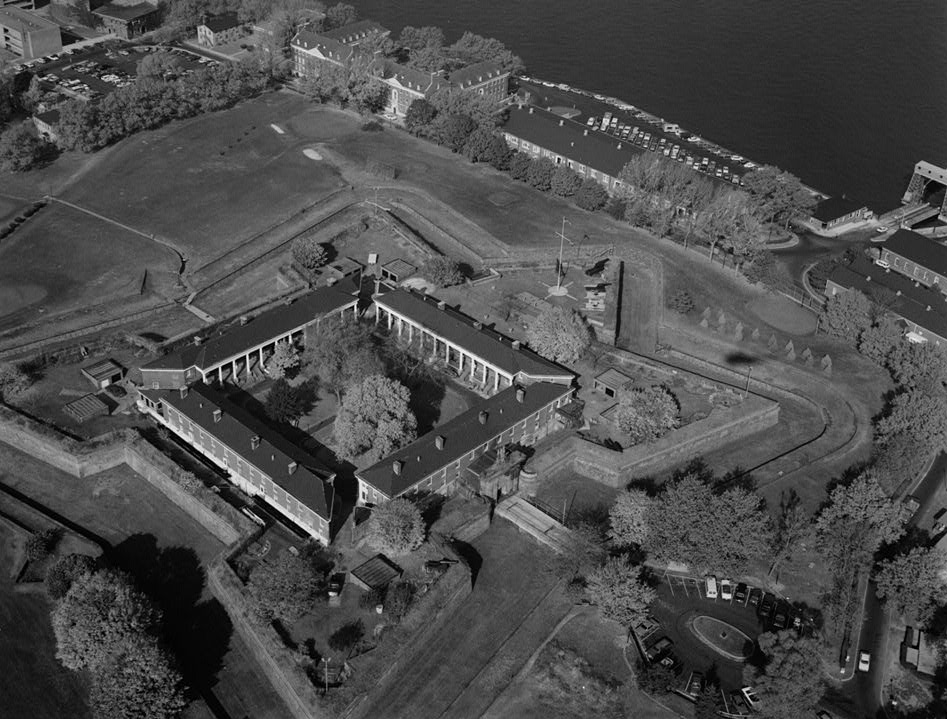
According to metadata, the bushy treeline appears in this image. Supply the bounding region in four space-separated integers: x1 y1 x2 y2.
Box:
56 60 270 152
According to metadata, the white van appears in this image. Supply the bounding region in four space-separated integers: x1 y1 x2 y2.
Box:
705 575 718 599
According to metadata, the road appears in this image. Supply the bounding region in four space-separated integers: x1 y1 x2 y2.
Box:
831 451 947 718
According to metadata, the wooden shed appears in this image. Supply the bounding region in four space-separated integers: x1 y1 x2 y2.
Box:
80 358 124 390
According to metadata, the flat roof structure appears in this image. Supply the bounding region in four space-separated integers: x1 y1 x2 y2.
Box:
63 394 110 423
0 6 58 33
350 553 402 590
380 258 417 282
593 368 633 394
811 196 869 222
81 358 124 387
883 229 947 277
201 12 240 33
321 20 388 44
92 1 158 21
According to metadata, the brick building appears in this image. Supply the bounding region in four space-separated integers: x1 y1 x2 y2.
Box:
197 12 243 47
93 1 160 40
879 229 947 292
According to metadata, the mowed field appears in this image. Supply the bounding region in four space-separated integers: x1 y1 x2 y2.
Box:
62 91 358 268
0 203 176 329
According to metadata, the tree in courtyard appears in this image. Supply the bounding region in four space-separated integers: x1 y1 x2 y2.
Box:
404 98 437 136
887 341 947 392
333 374 417 463
857 316 903 367
575 178 609 211
585 556 655 625
744 631 825 719
52 569 161 672
768 489 811 579
876 546 947 625
613 385 680 445
608 488 653 548
291 236 329 275
0 121 51 172
820 289 872 344
306 317 384 402
328 619 365 657
875 390 947 449
525 306 592 364
267 342 301 379
551 165 582 197
526 157 556 191
365 498 425 555
46 553 98 600
89 633 187 719
246 549 326 623
420 256 464 288
264 378 311 423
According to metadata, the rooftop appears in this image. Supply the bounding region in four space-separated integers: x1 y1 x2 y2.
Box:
883 229 947 277
448 60 507 88
374 287 573 382
350 553 402 590
63 394 110 423
201 11 241 33
502 104 641 179
92 1 159 21
811 196 869 221
81 358 124 381
142 383 335 520
356 382 573 498
143 281 358 373
34 109 61 124
321 19 388 44
594 367 633 391
828 255 947 340
0 6 59 32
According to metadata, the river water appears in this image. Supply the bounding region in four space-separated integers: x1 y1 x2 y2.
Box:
353 0 947 211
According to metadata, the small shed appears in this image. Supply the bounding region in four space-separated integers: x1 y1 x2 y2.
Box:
593 368 633 399
63 394 110 423
324 256 363 284
380 258 417 283
80 358 124 390
350 553 402 591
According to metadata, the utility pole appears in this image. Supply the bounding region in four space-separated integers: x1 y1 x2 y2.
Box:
744 366 752 398
555 217 570 291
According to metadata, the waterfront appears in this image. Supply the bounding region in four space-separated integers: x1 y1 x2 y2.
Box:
353 0 947 211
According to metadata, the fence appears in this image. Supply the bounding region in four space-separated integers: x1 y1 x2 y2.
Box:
522 494 570 525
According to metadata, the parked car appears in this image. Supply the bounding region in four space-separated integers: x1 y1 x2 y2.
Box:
632 615 660 641
720 579 734 601
705 575 719 599
772 604 789 630
875 258 891 269
646 636 673 662
327 572 345 597
858 650 871 672
728 691 751 716
735 582 749 604
686 671 705 699
759 593 776 621
741 686 761 710
748 587 763 607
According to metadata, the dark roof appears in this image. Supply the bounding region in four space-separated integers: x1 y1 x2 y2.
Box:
356 382 573 498
291 28 354 64
381 60 444 94
0 5 59 32
448 60 507 88
883 229 947 277
142 383 335 519
34 109 61 124
81 358 124 381
811 196 868 222
351 553 402 589
143 281 358 373
381 258 416 278
502 105 642 179
93 2 159 21
594 367 633 391
201 12 240 33
63 394 109 422
321 20 388 44
827 255 947 340
374 288 573 381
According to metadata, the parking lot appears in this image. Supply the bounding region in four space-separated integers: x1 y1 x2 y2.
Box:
634 573 818 714
27 44 215 102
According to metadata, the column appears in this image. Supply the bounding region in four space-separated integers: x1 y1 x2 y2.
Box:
374 306 380 325
494 370 499 392
218 366 223 383
445 341 450 363
482 363 487 383
458 352 464 373
408 322 413 342
246 353 252 376
397 317 403 338
387 310 393 331
470 359 477 380
232 359 238 381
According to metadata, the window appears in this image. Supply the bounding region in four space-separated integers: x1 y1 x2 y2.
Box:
152 381 159 389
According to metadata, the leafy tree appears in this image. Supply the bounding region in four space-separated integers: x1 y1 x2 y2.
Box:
876 546 947 625
636 660 678 694
701 189 759 264
430 113 476 152
365 498 425 554
608 489 652 547
46 553 98 600
526 157 556 191
246 549 326 623
348 78 389 115
428 86 498 127
555 508 607 588
461 126 497 163
447 31 524 75
508 151 532 181
404 98 437 136
695 685 726 719
26 528 59 561
768 489 811 578
328 619 365 656
887 341 947 392
52 569 161 672
525 306 592 364
875 390 947 448
291 236 329 274
858 316 903 367
267 342 301 379
742 165 816 230
872 430 925 496
137 52 182 81
264 378 308 423
0 121 51 172
333 374 417 463
742 250 789 289
89 634 187 719
420 256 464 287
585 556 655 625
384 581 414 621
821 289 872 344
305 317 383 402
19 75 44 113
321 2 357 31
551 165 582 197
398 25 446 52
613 385 680 444
485 135 513 171
575 178 609 211
744 631 825 719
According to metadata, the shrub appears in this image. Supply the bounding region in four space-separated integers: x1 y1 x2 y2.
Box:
420 256 464 288
384 581 414 621
526 157 555 191
328 619 365 656
668 290 694 314
46 553 98 600
291 236 329 274
575 179 609 211
365 498 424 555
26 528 59 561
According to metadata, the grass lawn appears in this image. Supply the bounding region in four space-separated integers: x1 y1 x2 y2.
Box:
0 202 176 331
0 523 90 719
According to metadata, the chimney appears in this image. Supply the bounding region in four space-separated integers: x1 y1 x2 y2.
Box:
193 336 202 346
288 461 297 474
250 435 261 450
479 410 488 424
617 143 622 150
474 321 483 330
435 435 445 450
559 119 563 127
516 387 525 403
437 300 446 310
927 305 932 311
392 460 403 475
529 107 534 114
213 409 222 423
179 386 188 399
240 315 249 325
512 340 521 350
583 129 588 136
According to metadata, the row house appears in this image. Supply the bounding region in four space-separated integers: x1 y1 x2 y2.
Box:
140 281 359 390
138 383 335 543
291 20 388 78
447 61 509 104
377 59 509 118
355 382 574 505
372 286 574 394
879 229 947 292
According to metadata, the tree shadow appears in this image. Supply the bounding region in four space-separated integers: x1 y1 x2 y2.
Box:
106 534 232 692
